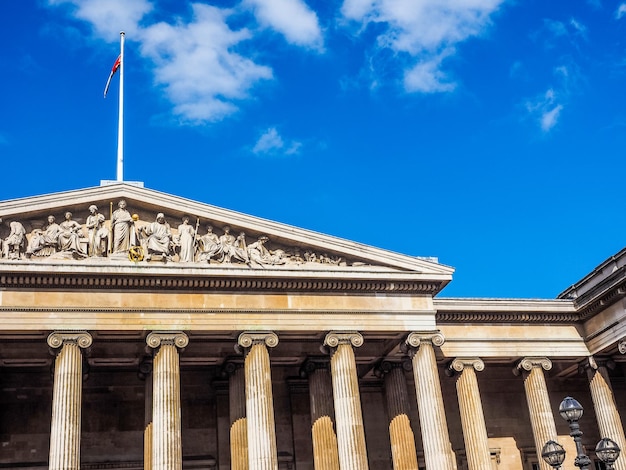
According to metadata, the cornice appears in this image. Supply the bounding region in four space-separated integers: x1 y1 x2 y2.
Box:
569 274 626 320
0 270 443 294
434 298 579 323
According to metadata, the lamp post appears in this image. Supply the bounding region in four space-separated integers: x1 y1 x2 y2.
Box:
541 396 621 470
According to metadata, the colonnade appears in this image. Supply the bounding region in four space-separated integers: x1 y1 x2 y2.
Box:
45 330 626 470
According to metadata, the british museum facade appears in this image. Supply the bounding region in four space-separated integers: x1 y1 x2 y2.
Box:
0 183 625 470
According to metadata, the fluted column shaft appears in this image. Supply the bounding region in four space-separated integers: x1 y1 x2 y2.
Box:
304 361 340 470
324 331 369 470
144 423 153 470
141 360 153 470
228 363 249 470
379 361 419 470
147 332 189 470
586 359 626 470
238 331 279 470
47 331 92 470
516 357 556 470
405 332 456 470
450 358 491 470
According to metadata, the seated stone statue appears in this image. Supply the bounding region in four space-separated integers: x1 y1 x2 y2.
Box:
57 212 87 257
26 215 60 257
197 225 221 262
142 213 172 260
3 221 26 260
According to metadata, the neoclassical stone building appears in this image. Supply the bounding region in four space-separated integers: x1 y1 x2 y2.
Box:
0 183 624 470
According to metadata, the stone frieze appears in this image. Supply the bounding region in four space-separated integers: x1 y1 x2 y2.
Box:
0 199 360 268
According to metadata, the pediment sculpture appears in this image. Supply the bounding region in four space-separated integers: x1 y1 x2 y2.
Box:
0 200 352 268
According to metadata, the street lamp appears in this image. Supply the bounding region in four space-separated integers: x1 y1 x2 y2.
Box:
596 438 621 469
541 396 621 470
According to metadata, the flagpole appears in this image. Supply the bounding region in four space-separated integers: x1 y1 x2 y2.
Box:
116 31 125 182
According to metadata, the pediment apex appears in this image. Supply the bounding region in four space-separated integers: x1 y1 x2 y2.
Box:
0 184 454 277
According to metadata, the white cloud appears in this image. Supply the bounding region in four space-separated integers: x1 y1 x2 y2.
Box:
525 88 564 133
139 4 273 123
340 0 504 93
244 0 323 50
617 3 626 19
47 1 273 123
540 104 563 132
542 19 568 38
569 18 588 40
252 127 301 156
535 18 589 49
404 53 456 93
48 0 152 40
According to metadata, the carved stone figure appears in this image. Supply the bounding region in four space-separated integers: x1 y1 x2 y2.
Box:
290 248 305 265
58 212 87 257
320 253 342 265
111 200 134 254
197 225 221 262
176 216 196 263
218 227 248 264
85 205 108 257
143 213 172 260
3 221 26 259
304 251 318 263
247 236 288 267
234 231 250 264
218 226 236 263
27 215 60 257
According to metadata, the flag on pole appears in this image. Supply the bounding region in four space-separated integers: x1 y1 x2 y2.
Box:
103 55 121 98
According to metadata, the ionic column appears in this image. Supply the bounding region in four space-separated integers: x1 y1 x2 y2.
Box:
146 332 189 470
225 362 248 470
583 357 626 470
301 360 340 470
238 331 279 470
139 359 153 470
404 332 457 470
376 360 419 470
515 357 556 470
323 331 369 470
47 331 93 470
449 358 491 470
145 422 153 470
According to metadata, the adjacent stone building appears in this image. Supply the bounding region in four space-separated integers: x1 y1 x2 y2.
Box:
0 183 624 470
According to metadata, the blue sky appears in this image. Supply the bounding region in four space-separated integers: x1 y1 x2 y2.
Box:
1 0 626 298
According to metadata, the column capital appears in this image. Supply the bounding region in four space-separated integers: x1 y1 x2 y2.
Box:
300 358 330 377
449 357 485 374
619 338 626 354
402 331 445 352
222 360 244 377
146 331 189 350
374 359 413 377
323 331 363 349
138 357 153 380
47 331 92 349
237 331 279 349
578 356 616 374
514 357 552 376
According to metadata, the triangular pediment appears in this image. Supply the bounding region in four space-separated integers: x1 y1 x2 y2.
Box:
0 184 453 288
